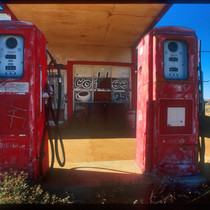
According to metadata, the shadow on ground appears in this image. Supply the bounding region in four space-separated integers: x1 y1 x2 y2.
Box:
38 163 210 204
40 167 155 204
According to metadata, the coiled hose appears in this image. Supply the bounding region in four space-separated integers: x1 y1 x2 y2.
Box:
39 50 65 175
47 90 65 168
53 67 65 167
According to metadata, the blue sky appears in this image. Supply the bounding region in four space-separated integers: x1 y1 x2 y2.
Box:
155 4 210 99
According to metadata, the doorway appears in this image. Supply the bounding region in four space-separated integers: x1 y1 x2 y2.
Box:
65 61 136 138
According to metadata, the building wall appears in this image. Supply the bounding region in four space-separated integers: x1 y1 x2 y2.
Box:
48 45 132 64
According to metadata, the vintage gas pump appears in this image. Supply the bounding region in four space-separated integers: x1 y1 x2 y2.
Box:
136 26 199 176
0 21 65 179
0 21 48 178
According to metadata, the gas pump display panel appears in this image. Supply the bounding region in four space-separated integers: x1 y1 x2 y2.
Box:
0 35 24 78
164 40 188 80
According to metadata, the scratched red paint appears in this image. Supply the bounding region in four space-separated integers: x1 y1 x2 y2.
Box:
136 26 199 176
0 21 48 179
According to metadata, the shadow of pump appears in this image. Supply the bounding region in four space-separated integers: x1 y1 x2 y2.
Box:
41 167 149 203
40 166 207 204
198 115 210 165
199 115 210 138
199 115 210 173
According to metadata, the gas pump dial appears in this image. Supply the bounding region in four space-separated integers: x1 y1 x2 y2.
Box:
0 35 24 78
164 40 188 80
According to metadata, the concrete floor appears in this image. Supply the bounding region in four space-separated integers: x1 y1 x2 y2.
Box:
46 137 139 188
42 131 165 204
48 134 210 181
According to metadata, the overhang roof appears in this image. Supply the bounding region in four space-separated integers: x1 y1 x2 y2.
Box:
3 3 171 49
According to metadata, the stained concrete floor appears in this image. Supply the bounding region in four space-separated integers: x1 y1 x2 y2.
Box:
46 138 139 187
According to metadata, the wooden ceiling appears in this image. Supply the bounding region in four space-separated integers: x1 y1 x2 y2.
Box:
5 4 170 48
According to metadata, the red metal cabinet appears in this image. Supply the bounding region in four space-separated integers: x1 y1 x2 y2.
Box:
0 21 48 179
136 26 199 176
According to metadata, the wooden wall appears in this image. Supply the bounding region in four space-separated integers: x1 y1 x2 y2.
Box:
48 45 132 64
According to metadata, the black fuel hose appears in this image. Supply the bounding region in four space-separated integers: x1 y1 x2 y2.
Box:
47 97 65 168
46 98 56 169
39 98 55 175
46 50 65 168
53 66 65 167
39 51 66 175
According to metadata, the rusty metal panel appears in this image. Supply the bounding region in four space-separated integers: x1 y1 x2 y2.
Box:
0 95 29 134
136 34 152 172
154 143 198 176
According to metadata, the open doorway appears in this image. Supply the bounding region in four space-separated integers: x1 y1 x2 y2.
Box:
62 61 136 139
45 61 138 194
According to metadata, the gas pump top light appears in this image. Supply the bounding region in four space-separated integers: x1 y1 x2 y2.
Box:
168 41 178 52
6 37 18 49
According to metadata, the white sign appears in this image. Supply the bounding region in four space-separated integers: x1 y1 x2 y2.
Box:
0 82 29 93
167 107 185 127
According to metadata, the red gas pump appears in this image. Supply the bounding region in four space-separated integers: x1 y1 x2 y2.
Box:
0 21 64 179
136 26 199 176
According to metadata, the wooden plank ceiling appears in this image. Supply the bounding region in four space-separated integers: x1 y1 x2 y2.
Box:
6 4 170 48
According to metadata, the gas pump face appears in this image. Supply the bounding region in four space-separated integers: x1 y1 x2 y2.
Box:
163 40 188 80
0 35 24 78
